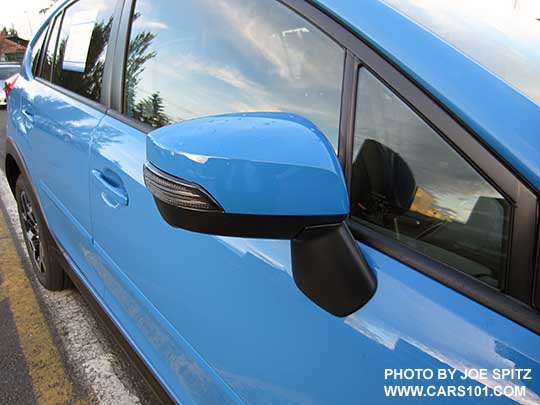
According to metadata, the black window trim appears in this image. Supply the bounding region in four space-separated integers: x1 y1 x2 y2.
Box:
535 213 540 311
33 7 59 79
105 0 539 330
100 0 125 108
46 8 66 82
34 16 52 78
337 51 357 179
112 0 135 116
31 23 50 78
38 10 63 82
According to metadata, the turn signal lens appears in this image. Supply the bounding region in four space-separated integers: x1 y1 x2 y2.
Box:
143 163 222 211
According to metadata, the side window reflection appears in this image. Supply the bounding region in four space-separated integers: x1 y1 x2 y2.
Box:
31 28 47 76
351 68 510 288
124 0 344 150
51 0 115 102
40 15 61 81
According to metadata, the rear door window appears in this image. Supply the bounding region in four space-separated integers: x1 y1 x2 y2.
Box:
50 0 116 102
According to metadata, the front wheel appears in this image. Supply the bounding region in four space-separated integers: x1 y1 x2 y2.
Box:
15 176 67 291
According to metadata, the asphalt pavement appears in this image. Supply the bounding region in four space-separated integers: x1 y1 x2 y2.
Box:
0 108 159 404
0 108 36 404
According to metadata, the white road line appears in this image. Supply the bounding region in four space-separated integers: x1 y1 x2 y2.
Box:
0 173 142 404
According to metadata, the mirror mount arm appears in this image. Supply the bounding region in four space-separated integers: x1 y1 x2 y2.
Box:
292 222 377 317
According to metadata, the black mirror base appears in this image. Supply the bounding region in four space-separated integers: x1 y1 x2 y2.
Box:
153 197 346 239
292 222 377 317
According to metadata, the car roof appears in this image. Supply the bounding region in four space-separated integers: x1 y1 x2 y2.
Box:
314 0 540 190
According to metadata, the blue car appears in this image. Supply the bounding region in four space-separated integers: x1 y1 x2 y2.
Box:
4 0 540 403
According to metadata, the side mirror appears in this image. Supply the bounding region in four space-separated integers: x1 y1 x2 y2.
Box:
144 112 376 316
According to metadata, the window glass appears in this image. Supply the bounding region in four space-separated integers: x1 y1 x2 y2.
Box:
31 28 47 76
40 14 61 81
351 68 511 288
51 0 116 101
125 0 344 149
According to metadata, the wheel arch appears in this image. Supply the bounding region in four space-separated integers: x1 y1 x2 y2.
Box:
5 153 21 196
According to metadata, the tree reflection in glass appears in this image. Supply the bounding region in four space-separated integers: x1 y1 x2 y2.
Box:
124 0 344 149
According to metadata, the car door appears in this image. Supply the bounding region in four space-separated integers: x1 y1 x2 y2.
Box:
23 0 117 295
89 0 540 403
346 66 540 403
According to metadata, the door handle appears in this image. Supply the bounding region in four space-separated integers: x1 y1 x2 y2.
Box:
91 169 128 208
20 107 35 135
21 108 34 123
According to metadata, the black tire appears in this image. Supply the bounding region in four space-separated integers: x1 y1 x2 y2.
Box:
15 175 67 291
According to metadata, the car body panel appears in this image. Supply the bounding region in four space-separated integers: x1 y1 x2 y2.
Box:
14 76 107 295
